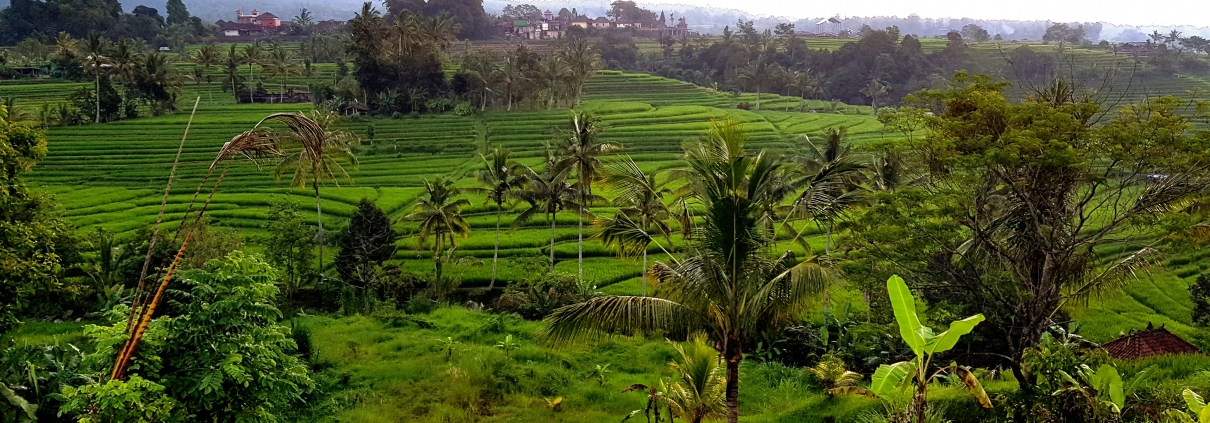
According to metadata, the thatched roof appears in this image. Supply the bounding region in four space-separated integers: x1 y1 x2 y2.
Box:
1102 323 1201 360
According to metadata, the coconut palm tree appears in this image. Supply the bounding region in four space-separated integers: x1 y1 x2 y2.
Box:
562 37 601 105
222 45 244 102
80 32 110 124
460 51 499 111
406 176 472 281
598 156 672 296
240 43 263 101
272 111 359 271
552 112 617 283
421 14 461 52
475 146 521 289
191 45 221 104
108 38 140 87
392 10 423 55
543 120 832 423
736 55 779 110
134 53 183 115
860 79 890 109
781 128 866 253
494 51 528 111
264 45 300 103
512 164 580 272
535 54 570 109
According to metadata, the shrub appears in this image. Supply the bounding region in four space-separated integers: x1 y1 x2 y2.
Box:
453 102 475 116
492 273 597 320
737 102 751 110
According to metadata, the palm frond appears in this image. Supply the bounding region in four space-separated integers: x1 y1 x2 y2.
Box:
542 296 698 347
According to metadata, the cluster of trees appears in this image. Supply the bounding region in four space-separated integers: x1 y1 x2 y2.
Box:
185 42 306 104
648 24 971 107
383 0 490 39
457 40 601 111
0 0 207 47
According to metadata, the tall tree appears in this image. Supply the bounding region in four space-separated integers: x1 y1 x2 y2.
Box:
562 38 601 106
222 44 244 102
191 45 221 104
543 120 832 423
852 74 1210 396
860 79 890 109
264 45 300 103
240 44 263 102
80 32 110 124
165 0 190 25
598 156 673 296
271 112 359 272
406 177 471 281
737 55 778 110
336 198 398 314
475 146 520 289
552 112 617 283
513 164 580 272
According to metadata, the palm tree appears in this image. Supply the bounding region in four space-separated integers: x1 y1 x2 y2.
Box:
80 32 110 124
1166 30 1184 47
562 38 601 105
222 45 244 102
406 176 472 281
264 45 300 103
421 14 461 52
535 54 570 109
494 52 527 111
134 53 183 115
460 52 499 111
780 128 866 254
392 10 423 55
240 43 263 102
543 120 831 423
292 8 315 34
512 164 580 272
860 79 890 109
787 69 821 100
552 112 617 283
736 55 778 110
272 111 359 271
191 45 221 104
108 38 140 86
475 146 521 289
1149 30 1164 44
598 156 672 296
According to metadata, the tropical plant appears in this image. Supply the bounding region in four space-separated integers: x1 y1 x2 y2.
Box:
598 156 673 296
664 335 726 423
475 146 520 289
263 197 314 298
552 112 616 282
512 164 579 272
1167 388 1210 423
271 111 359 271
868 275 992 423
736 55 778 110
861 79 890 109
191 45 221 104
79 32 110 124
335 198 398 314
621 380 670 423
495 334 520 358
239 43 263 101
588 363 613 386
437 336 460 361
782 127 865 253
264 45 300 103
543 120 832 423
406 176 471 281
562 38 601 105
807 354 864 396
222 44 245 102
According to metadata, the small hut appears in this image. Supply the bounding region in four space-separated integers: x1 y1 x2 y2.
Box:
1102 323 1201 360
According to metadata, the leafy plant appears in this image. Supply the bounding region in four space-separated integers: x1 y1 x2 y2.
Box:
1166 388 1210 422
495 335 519 358
1 382 37 422
438 337 461 361
588 363 613 387
57 375 183 423
869 275 992 422
807 354 864 396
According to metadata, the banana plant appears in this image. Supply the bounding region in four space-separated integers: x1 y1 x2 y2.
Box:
1164 388 1210 422
869 275 993 422
1055 364 1126 414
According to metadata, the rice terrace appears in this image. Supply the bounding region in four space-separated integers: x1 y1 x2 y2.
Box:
4 0 1210 422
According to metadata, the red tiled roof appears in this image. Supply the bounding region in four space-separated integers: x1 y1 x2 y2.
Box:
1102 325 1201 360
257 12 278 19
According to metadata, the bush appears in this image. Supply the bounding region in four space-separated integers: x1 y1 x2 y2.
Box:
453 102 475 116
493 273 598 320
737 102 751 110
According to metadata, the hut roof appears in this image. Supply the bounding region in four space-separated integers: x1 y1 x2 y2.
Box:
1102 324 1201 360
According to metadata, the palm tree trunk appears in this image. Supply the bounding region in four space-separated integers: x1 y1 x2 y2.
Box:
549 212 556 272
95 72 101 124
577 192 584 283
480 88 487 111
489 205 501 289
641 248 648 296
281 78 286 103
755 87 760 110
826 220 832 254
314 184 324 273
725 348 741 423
435 231 444 281
249 64 255 103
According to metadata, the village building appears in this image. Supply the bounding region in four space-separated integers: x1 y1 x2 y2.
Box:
1102 323 1202 360
217 9 285 37
496 9 695 41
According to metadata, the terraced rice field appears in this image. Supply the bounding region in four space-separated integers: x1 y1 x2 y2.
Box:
23 70 1207 344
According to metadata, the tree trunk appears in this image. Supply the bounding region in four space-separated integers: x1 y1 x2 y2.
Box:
549 212 557 272
281 78 286 103
249 64 255 102
577 191 584 283
435 231 444 281
489 205 501 289
95 72 101 124
755 87 760 110
724 347 741 423
641 248 648 296
314 184 324 273
480 88 487 111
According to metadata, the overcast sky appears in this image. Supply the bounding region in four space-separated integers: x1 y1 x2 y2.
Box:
686 0 1206 27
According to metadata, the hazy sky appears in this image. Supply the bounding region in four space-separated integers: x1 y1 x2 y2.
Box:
686 0 1206 27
